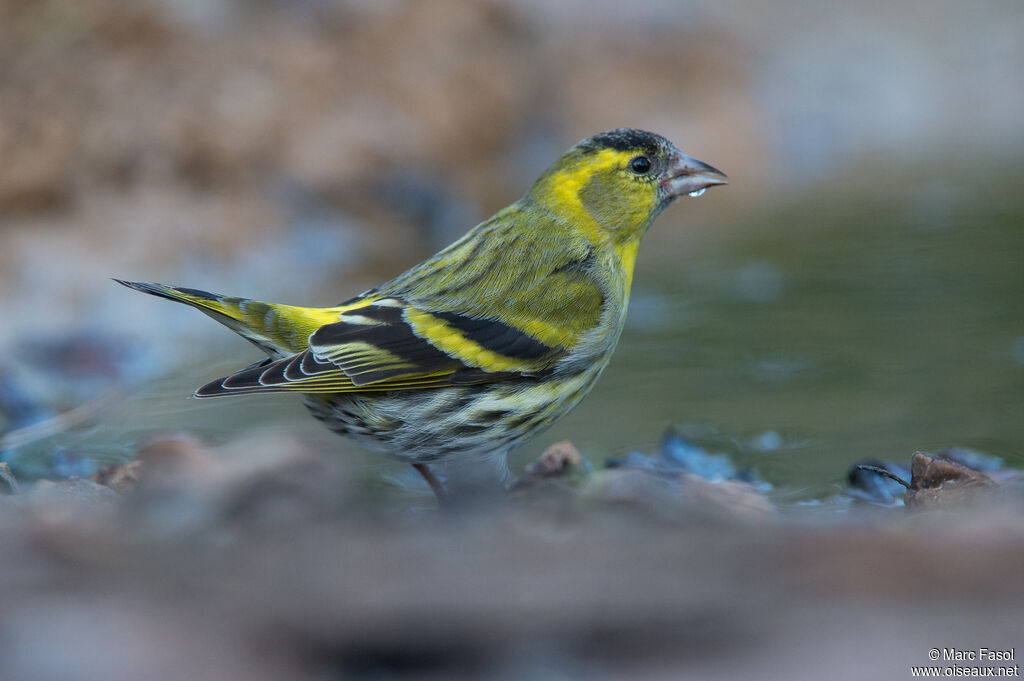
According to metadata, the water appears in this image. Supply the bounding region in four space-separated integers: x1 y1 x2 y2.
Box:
7 170 1023 499
530 171 1024 496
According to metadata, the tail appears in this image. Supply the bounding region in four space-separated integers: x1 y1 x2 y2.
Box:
114 279 326 359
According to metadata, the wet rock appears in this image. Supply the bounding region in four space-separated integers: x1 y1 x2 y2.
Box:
904 452 996 510
580 468 681 513
510 440 589 497
679 473 776 520
608 428 769 488
846 458 911 506
92 460 142 494
599 430 777 518
939 447 1004 472
660 429 739 481
0 462 18 495
846 447 1018 509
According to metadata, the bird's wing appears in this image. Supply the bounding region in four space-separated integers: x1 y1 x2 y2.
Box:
196 205 607 398
194 297 568 397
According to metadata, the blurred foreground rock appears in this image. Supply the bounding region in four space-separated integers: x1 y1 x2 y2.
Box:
1 437 1023 681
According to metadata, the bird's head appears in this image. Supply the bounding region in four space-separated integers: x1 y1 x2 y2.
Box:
528 128 727 244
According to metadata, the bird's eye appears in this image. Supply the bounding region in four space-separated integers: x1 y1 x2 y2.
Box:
629 155 652 175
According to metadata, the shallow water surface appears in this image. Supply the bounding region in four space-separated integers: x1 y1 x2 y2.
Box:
529 171 1024 496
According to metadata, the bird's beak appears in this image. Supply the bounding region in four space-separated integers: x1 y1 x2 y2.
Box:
662 151 728 199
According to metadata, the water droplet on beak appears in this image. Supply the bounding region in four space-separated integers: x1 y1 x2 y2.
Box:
688 188 707 198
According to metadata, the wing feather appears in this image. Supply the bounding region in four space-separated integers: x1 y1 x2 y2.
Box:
194 297 565 398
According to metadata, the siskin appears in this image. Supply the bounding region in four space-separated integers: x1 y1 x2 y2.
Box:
118 129 726 498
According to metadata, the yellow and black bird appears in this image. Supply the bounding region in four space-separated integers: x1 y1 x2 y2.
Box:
118 129 726 498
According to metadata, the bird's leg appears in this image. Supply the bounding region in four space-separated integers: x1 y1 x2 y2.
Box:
412 462 446 501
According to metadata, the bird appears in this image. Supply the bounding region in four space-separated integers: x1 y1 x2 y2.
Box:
117 128 726 500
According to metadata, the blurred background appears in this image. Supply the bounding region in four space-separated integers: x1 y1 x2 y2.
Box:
2 3 1024 681
1 0 1022 493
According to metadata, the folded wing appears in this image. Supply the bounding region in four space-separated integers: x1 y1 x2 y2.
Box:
195 297 566 397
